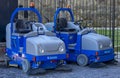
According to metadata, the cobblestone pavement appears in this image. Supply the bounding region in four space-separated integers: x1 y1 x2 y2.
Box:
0 60 120 78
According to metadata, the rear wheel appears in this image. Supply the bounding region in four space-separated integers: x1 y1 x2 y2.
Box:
77 54 88 66
22 59 31 74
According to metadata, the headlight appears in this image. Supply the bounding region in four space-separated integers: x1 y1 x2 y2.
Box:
59 45 64 52
39 47 44 53
99 44 103 49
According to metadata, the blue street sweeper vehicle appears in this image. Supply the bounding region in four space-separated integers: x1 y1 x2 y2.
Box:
45 8 115 66
6 7 67 74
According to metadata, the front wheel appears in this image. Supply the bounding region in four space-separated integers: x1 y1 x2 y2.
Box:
22 59 31 74
77 54 88 66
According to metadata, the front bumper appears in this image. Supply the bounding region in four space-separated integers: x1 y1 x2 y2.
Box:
24 54 66 69
82 48 114 63
89 53 114 63
26 54 66 62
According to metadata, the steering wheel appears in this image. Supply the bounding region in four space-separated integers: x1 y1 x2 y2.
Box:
15 19 34 33
74 20 86 30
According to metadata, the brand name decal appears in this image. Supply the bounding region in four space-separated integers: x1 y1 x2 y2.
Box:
104 51 110 54
47 56 57 60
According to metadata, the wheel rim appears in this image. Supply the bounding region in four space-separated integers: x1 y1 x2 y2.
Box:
22 61 27 72
78 56 86 65
77 54 88 66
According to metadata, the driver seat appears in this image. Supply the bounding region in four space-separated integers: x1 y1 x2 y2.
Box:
16 19 32 34
56 18 76 32
56 18 67 31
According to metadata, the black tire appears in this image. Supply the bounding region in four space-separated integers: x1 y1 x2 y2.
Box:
77 54 88 66
104 59 118 65
22 59 31 73
55 65 72 72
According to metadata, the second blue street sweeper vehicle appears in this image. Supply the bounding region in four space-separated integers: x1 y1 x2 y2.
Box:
45 8 115 66
6 7 68 74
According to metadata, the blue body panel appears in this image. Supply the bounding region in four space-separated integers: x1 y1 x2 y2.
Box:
57 33 77 44
26 54 66 61
81 48 114 63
